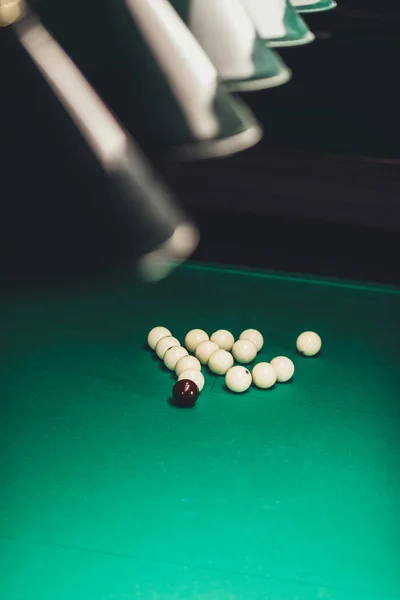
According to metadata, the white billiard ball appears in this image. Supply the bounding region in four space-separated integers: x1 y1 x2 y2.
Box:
232 339 257 364
225 365 252 393
164 346 188 371
270 356 295 382
296 331 322 356
178 369 205 392
155 336 180 360
210 329 235 351
184 329 209 353
175 355 201 377
239 329 264 352
252 362 277 389
195 340 219 364
147 326 171 350
208 349 234 375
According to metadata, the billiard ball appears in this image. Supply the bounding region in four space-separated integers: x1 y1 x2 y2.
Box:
178 369 205 391
164 346 189 370
252 362 276 389
296 331 322 356
208 349 234 375
184 329 209 353
147 326 171 350
239 329 264 352
175 355 201 377
225 365 252 393
172 379 199 407
195 340 219 364
232 339 257 364
210 329 235 351
155 336 180 360
270 356 295 382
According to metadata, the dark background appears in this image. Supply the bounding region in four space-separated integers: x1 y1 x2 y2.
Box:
2 0 400 285
164 0 400 225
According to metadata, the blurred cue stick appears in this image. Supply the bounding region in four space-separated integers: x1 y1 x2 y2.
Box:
0 0 199 281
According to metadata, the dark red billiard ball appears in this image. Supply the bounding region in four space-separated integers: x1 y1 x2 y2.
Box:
172 379 199 407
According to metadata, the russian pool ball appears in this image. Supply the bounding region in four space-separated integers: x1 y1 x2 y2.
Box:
195 340 219 365
155 336 180 360
232 339 257 364
225 365 252 393
208 349 234 375
239 329 264 352
296 331 322 356
184 329 209 353
252 362 277 389
270 356 295 382
172 379 199 407
164 346 188 371
147 326 171 350
175 355 201 377
210 329 235 351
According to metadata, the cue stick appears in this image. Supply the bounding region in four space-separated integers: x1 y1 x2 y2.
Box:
0 0 199 281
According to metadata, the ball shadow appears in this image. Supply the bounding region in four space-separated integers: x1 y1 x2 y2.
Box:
222 384 251 396
168 397 196 409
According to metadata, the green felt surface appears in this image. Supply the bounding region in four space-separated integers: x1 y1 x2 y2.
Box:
1 264 400 600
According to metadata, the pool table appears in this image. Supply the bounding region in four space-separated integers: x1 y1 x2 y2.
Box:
1 263 400 599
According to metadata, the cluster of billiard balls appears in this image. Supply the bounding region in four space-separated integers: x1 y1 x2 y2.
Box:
147 326 322 408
